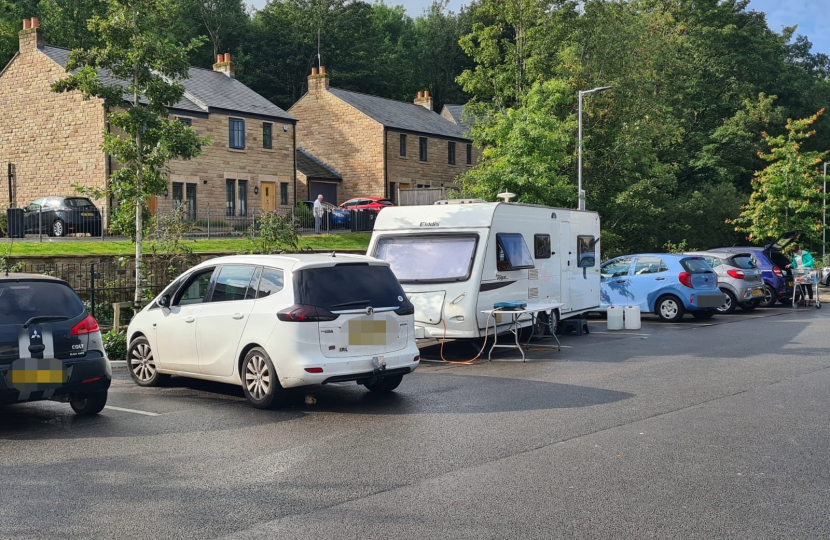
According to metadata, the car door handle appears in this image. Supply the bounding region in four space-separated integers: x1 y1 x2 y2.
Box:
655 277 666 281
232 313 244 320
184 316 195 323
614 279 628 283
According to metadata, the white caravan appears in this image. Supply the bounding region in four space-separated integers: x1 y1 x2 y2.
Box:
367 199 601 340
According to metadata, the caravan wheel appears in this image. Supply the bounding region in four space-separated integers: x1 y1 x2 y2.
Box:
532 311 558 336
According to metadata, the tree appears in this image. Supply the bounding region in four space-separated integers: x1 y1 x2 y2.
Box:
733 109 828 247
52 0 210 306
37 0 106 51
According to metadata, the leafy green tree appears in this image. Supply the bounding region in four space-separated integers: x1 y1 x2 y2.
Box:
0 0 39 66
52 0 210 305
38 0 106 51
733 109 828 247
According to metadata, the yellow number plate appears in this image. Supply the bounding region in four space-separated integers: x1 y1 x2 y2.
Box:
788 281 794 287
751 289 763 297
348 318 395 346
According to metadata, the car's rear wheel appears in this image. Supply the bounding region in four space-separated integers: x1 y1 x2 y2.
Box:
242 348 284 409
656 295 685 322
363 374 404 393
128 337 169 387
69 392 107 416
717 289 737 314
759 284 777 308
691 311 715 320
51 219 65 237
740 300 760 312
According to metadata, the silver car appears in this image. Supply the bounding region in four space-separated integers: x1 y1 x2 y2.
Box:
685 251 765 313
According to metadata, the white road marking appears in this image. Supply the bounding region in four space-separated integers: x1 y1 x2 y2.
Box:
104 405 159 417
591 332 651 336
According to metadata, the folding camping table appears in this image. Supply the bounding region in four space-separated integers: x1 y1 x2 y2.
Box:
481 302 564 362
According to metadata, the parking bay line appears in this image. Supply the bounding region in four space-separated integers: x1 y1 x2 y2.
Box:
104 405 160 417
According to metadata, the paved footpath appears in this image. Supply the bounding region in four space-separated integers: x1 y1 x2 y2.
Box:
1 306 829 539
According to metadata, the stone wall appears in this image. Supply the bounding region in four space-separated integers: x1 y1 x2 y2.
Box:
386 130 480 191
290 89 385 204
0 28 108 210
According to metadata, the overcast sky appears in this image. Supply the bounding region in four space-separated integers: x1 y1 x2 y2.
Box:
245 0 829 55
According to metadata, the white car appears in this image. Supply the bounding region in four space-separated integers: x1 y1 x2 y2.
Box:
126 254 420 408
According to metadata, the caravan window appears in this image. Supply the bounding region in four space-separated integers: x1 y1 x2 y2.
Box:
534 234 551 259
496 234 534 271
374 235 478 283
577 235 596 268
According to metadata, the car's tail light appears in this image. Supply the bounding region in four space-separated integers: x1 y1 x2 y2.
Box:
773 266 783 277
71 315 99 335
395 298 415 316
678 272 694 288
414 355 420 362
726 269 745 279
304 367 324 373
277 305 338 322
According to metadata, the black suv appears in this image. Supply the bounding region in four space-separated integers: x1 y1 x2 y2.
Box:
23 196 103 237
0 275 111 415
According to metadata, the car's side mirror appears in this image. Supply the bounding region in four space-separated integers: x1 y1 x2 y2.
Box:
158 295 171 308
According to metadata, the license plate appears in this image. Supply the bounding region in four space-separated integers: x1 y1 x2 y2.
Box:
348 318 394 346
81 212 94 217
696 294 725 308
751 289 763 297
8 358 68 393
788 281 794 287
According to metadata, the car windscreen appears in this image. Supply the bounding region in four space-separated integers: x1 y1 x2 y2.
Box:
377 200 394 206
294 264 406 310
0 281 84 325
65 198 94 208
680 258 712 273
730 254 757 270
374 235 478 283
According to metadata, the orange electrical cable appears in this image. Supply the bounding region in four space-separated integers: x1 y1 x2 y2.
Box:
438 310 496 365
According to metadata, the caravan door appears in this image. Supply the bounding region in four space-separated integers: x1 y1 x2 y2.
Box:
559 220 571 311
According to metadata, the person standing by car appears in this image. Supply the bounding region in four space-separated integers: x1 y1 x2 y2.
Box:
313 194 324 234
786 244 815 302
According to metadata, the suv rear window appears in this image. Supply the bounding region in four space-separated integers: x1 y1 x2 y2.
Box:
681 258 712 273
65 198 94 208
294 264 406 311
730 255 757 270
0 281 84 325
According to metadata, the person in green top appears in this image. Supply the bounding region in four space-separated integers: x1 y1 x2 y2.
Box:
785 244 815 301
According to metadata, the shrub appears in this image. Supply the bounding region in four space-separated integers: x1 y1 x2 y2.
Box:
248 211 302 254
103 329 128 360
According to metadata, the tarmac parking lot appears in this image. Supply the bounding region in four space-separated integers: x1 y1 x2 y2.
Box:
2 303 830 539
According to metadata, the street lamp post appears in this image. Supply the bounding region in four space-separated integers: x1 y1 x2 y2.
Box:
823 162 828 261
577 86 612 211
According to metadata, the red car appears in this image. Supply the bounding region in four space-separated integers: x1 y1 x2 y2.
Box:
339 197 396 212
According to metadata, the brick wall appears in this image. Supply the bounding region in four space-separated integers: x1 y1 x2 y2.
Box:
386 130 479 190
290 90 384 205
163 113 296 215
0 28 107 210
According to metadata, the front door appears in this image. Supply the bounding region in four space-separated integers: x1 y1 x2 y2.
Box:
261 182 276 211
148 195 158 215
156 267 215 373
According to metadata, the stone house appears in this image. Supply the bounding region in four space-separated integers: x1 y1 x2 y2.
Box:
0 18 296 227
289 67 480 205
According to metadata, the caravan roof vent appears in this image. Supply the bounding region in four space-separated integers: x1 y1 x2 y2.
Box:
497 192 516 203
435 199 486 205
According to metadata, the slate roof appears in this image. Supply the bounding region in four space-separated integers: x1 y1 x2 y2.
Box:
442 104 474 134
327 88 469 140
296 149 342 181
42 46 293 121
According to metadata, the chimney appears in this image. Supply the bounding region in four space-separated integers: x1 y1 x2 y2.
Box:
414 89 433 111
19 18 44 53
212 52 235 78
308 65 330 94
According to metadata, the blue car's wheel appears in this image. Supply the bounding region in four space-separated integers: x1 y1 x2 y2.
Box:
656 295 685 322
759 284 777 308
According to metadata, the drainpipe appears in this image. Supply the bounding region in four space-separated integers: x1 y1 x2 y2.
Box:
383 127 388 199
292 122 297 207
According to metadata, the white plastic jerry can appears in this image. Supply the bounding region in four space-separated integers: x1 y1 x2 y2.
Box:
607 306 624 330
624 305 641 330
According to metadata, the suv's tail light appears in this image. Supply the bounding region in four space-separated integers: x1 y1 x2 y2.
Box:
773 266 783 277
71 315 100 335
678 272 694 288
726 269 745 279
395 298 415 316
277 305 338 322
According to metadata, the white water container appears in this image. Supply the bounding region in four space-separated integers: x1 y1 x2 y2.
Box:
607 306 624 330
624 305 641 330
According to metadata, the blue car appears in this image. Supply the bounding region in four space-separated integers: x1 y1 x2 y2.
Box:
600 254 724 321
300 200 350 228
712 231 802 308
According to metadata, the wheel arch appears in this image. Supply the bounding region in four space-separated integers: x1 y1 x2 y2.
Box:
237 343 265 379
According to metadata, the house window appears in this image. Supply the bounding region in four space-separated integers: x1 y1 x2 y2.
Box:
178 117 192 126
419 137 428 162
229 118 245 149
280 182 289 205
238 180 248 216
466 144 472 165
185 183 197 219
225 179 236 217
172 182 183 209
262 123 272 150
448 141 456 165
399 134 406 157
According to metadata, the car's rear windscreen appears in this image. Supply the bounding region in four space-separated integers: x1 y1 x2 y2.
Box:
681 258 713 273
730 254 757 270
65 198 95 208
0 281 84 325
294 264 406 311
